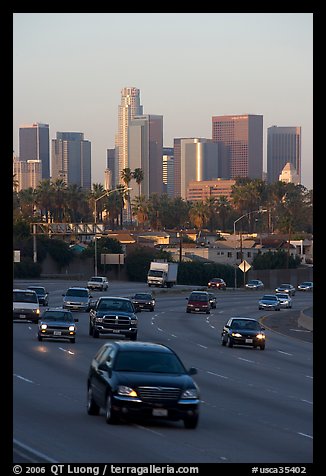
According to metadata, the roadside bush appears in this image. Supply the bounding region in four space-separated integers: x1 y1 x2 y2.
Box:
14 258 42 278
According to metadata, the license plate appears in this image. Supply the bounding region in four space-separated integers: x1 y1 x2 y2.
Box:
195 308 200 311
245 338 253 343
112 330 120 333
53 331 62 336
152 409 168 416
19 314 26 319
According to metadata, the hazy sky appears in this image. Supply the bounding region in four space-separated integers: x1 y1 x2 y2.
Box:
13 12 313 189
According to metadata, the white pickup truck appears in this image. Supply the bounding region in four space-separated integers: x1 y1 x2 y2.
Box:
13 288 41 323
87 276 109 291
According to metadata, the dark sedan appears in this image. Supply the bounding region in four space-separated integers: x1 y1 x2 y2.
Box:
221 317 266 350
275 283 296 296
37 308 78 343
27 285 49 306
131 292 156 312
87 341 200 428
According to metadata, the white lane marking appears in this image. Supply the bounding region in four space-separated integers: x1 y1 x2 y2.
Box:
306 375 313 379
298 432 313 439
238 357 255 363
171 334 177 338
290 328 311 333
58 347 75 355
207 371 229 379
218 311 224 313
277 350 293 356
13 438 59 463
157 327 163 332
301 399 313 405
197 344 208 349
135 424 163 436
13 374 34 383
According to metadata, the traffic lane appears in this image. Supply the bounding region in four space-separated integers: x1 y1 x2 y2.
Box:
13 317 313 464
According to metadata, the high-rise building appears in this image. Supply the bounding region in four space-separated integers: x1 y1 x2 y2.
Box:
173 138 219 198
162 147 174 197
279 162 300 185
115 87 143 186
51 132 91 190
106 148 116 188
13 155 42 191
267 126 301 184
19 123 50 179
186 178 236 202
212 114 263 180
128 114 163 200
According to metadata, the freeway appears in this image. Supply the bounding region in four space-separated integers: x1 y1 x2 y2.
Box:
12 279 313 464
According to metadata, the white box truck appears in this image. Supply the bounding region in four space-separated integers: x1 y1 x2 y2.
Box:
147 262 178 288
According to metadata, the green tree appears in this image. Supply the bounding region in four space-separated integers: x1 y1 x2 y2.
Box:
133 168 144 198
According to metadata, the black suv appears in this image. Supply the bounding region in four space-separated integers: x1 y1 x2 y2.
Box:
131 292 156 312
87 340 200 428
89 296 138 340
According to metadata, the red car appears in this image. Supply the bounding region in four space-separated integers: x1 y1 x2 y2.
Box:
207 278 226 290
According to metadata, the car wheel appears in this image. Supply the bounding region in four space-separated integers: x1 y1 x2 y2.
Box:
186 309 190 313
105 394 119 424
92 328 100 338
206 310 210 314
260 344 265 350
221 336 226 346
226 336 233 348
129 333 137 341
89 322 93 336
183 415 198 429
37 335 42 341
150 307 154 312
70 338 75 343
87 386 100 416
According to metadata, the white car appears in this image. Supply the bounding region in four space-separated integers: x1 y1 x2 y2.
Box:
87 276 109 291
276 292 293 309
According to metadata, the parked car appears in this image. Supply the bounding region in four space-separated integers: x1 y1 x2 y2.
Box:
89 296 138 340
276 292 293 309
13 289 41 323
275 283 296 296
131 292 156 312
207 278 226 290
27 285 49 306
258 294 281 311
62 287 92 312
87 276 109 291
221 317 266 350
245 279 264 290
186 291 211 314
207 292 217 309
87 340 200 428
297 281 313 292
37 308 78 343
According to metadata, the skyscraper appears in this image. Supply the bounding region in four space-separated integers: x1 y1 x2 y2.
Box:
115 87 143 186
51 132 91 190
162 147 174 197
128 114 163 200
212 114 263 180
267 126 301 184
19 123 50 179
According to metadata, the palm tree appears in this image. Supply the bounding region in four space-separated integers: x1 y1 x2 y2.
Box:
35 179 54 222
189 201 209 231
120 168 133 225
131 195 149 229
133 168 144 198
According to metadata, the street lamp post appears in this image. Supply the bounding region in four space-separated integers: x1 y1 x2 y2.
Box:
94 187 132 276
233 208 267 288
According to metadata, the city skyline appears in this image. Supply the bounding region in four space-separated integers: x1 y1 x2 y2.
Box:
13 13 313 189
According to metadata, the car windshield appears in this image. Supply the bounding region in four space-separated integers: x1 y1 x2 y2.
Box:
301 282 312 286
231 320 261 330
276 294 288 299
248 281 259 285
97 299 133 312
114 351 186 374
13 291 38 303
66 289 88 297
190 294 208 301
134 294 152 300
262 295 277 300
42 312 73 322
90 278 103 282
28 287 45 295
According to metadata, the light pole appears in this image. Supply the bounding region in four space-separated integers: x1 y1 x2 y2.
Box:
94 187 132 276
233 208 267 288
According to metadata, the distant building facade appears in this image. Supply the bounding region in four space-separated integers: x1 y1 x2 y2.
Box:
212 114 263 180
115 87 143 187
106 148 116 188
279 162 300 185
128 114 163 200
19 122 50 179
186 179 236 202
162 147 174 197
13 155 42 191
267 126 301 184
173 138 219 198
51 132 91 190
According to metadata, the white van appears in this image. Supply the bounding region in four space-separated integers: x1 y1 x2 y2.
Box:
13 289 41 323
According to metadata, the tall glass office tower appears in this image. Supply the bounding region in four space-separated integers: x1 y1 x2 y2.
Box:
19 122 50 179
267 126 301 184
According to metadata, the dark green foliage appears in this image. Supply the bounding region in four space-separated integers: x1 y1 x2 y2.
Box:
252 250 301 269
13 258 42 278
177 262 242 287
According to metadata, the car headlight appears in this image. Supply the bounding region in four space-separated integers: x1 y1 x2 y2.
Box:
130 319 137 324
181 388 199 399
95 316 103 322
35 309 40 314
68 325 75 332
256 333 265 339
40 324 47 330
151 300 155 305
232 332 242 337
117 385 138 397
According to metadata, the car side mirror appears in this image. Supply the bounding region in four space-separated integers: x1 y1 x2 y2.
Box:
186 297 188 300
74 318 79 322
225 324 230 328
260 326 265 330
188 367 197 375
